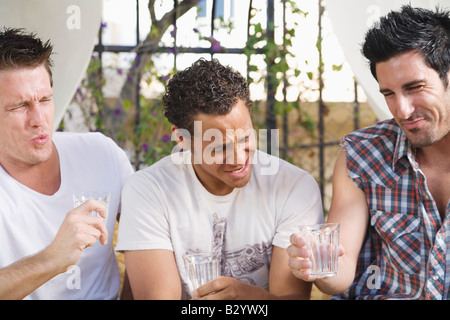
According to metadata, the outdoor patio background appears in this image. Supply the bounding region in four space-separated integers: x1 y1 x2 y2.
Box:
64 0 380 300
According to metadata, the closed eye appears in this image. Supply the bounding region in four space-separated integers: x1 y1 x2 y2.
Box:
7 103 27 112
38 95 53 104
407 84 424 93
380 90 394 98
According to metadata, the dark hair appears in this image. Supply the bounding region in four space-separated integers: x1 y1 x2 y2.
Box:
0 27 54 86
362 5 450 87
163 58 253 134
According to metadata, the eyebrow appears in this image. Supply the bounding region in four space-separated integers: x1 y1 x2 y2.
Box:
4 94 53 109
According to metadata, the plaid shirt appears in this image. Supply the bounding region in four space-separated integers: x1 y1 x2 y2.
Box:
333 119 450 300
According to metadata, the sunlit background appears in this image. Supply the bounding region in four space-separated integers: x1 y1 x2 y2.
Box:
2 0 447 300
98 0 364 103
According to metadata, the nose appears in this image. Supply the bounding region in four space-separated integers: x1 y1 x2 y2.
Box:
235 141 246 165
225 139 246 165
392 95 415 120
28 102 46 127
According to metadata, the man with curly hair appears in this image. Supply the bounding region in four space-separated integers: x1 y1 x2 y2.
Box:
116 58 323 299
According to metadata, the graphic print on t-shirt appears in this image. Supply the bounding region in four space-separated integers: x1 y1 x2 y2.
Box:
212 213 272 286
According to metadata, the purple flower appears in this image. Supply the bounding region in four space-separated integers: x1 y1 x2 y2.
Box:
170 26 177 37
211 41 222 53
159 75 170 83
114 108 122 116
141 143 149 153
162 134 171 143
208 36 222 53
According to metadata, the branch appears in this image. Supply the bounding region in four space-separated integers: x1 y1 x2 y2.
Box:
148 0 157 24
136 0 198 53
110 0 199 145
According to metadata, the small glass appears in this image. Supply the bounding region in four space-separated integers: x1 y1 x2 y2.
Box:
298 223 340 278
184 252 221 295
73 191 110 219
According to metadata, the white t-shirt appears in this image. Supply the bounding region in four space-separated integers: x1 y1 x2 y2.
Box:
0 132 134 299
116 150 323 299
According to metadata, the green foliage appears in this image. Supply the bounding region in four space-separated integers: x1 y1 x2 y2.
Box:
69 1 340 168
73 54 106 133
244 1 307 114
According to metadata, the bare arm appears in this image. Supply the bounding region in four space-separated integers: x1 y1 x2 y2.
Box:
125 249 182 299
196 246 312 300
287 151 369 295
0 250 60 300
0 200 108 300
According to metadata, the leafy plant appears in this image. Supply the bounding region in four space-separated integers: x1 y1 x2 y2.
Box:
67 0 331 169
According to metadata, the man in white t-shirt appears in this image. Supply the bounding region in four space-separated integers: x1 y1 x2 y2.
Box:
0 28 134 299
116 58 323 299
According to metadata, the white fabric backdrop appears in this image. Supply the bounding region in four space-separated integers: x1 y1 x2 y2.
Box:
326 0 450 120
0 0 103 130
2 1 449 126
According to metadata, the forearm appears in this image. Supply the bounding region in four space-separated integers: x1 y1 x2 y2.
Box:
0 250 61 300
313 256 356 296
125 250 182 300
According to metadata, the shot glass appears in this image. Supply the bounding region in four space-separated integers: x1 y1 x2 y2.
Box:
184 252 221 295
298 223 340 278
73 191 110 219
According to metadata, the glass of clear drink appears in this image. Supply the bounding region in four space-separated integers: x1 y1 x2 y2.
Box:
73 191 110 219
184 252 221 296
298 223 340 278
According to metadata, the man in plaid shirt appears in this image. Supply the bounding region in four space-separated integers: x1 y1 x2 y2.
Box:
287 5 450 299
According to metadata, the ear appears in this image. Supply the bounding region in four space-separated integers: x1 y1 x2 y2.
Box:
171 124 191 150
171 124 182 144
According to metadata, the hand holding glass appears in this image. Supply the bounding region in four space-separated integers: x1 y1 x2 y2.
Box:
184 252 221 297
73 191 110 220
298 223 340 278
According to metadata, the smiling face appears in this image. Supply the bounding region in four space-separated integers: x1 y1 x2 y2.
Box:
376 51 450 148
187 99 256 196
0 66 55 171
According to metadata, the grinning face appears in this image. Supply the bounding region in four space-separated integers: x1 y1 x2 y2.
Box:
178 99 256 196
376 51 450 148
0 66 55 172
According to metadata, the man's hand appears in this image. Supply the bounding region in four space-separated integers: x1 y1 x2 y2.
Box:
193 276 256 300
0 199 108 299
287 232 345 282
43 199 108 273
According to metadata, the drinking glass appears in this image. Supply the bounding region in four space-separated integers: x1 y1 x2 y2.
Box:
73 191 110 219
184 252 221 295
298 223 340 277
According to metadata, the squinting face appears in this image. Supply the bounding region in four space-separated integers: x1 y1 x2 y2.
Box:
0 66 54 170
376 51 450 148
189 99 256 196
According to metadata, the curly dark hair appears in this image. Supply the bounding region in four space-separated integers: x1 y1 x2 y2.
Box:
362 5 450 87
163 58 253 134
0 27 54 86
